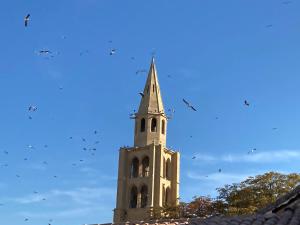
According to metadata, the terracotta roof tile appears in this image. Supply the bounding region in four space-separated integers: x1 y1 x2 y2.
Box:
188 203 300 225
259 185 300 214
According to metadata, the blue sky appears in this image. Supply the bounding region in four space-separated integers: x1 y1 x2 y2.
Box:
1 0 300 224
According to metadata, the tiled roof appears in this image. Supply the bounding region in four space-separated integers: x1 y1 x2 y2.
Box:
189 185 300 225
103 203 300 225
189 202 300 225
98 186 300 225
259 185 300 214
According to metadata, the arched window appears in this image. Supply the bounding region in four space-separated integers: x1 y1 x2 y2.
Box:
130 157 139 178
166 159 171 180
140 118 145 132
162 120 165 134
165 187 171 206
140 185 148 208
129 186 138 208
142 157 150 177
151 118 157 132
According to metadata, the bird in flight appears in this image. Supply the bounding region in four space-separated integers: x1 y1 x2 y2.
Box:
218 168 222 173
248 148 257 154
244 100 250 106
28 105 37 112
168 108 175 113
192 156 196 160
109 49 116 55
39 50 52 55
182 99 197 111
167 108 175 119
24 14 30 27
27 144 34 149
139 92 144 97
136 69 147 75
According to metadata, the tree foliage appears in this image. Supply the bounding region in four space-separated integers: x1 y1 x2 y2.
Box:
159 172 300 219
185 196 215 217
150 203 188 219
216 172 300 215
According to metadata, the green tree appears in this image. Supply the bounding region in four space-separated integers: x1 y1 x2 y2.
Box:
216 172 300 215
151 172 300 220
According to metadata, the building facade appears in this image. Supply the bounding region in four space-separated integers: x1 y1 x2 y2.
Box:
113 59 180 222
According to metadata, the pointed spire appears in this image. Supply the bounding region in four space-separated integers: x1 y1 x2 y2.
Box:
151 56 155 64
138 58 165 115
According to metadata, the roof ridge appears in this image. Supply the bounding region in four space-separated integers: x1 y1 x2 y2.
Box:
258 185 300 214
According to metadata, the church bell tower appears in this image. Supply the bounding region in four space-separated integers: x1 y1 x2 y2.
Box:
113 59 180 222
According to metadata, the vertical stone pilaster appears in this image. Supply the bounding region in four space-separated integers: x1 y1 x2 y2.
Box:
171 152 180 205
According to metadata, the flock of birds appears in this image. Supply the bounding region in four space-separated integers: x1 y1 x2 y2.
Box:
1 125 101 224
3 4 293 223
0 13 141 225
188 98 277 175
24 13 119 60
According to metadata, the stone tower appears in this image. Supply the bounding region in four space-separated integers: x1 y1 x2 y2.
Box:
113 59 180 223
